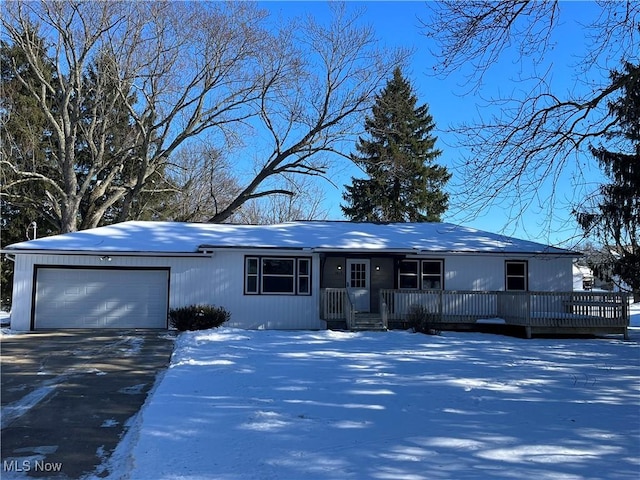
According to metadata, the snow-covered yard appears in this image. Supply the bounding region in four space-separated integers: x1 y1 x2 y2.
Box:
93 306 640 480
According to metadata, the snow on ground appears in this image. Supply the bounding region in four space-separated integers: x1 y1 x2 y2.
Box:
93 307 640 480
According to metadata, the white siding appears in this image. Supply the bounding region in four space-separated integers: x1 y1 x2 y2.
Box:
9 251 323 331
443 255 504 291
173 251 322 330
10 254 33 331
421 254 573 292
528 256 574 291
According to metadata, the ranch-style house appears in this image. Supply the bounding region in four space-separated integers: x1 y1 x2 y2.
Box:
3 221 630 338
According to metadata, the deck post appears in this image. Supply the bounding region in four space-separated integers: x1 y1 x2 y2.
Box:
381 301 388 330
525 292 531 336
525 325 532 339
622 293 630 340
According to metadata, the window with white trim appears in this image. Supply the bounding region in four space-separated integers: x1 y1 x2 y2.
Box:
297 258 311 294
245 256 312 295
421 260 443 290
505 261 528 291
398 260 419 289
398 259 444 290
245 257 259 294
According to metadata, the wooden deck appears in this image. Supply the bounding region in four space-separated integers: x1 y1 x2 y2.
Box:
321 288 630 338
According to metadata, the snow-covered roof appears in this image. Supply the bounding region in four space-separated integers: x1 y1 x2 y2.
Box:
3 221 576 256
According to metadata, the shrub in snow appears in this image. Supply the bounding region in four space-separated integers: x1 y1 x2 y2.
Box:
169 305 230 331
407 304 441 335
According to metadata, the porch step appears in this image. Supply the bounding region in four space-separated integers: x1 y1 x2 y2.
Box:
351 313 386 332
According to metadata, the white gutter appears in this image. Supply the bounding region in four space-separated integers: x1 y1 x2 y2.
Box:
0 249 213 258
418 249 579 257
311 248 418 254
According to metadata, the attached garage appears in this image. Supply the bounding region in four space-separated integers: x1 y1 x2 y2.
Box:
33 267 169 329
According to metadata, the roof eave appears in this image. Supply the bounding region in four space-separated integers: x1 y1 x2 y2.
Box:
0 248 212 258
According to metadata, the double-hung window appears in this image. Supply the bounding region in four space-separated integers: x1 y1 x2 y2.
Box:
421 260 443 290
398 259 444 290
505 261 528 291
245 256 311 295
245 257 259 293
398 260 419 289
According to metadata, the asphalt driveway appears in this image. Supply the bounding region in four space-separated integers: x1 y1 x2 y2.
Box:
1 330 175 479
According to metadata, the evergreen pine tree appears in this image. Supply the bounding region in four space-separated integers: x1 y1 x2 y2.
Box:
342 67 450 222
576 62 639 301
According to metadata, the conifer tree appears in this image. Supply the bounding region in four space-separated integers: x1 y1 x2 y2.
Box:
575 62 639 301
342 67 450 222
1 29 59 308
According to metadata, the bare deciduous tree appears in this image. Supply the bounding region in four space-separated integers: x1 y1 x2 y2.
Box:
233 175 329 225
161 144 241 223
208 3 406 222
2 1 269 232
422 1 639 224
2 1 404 232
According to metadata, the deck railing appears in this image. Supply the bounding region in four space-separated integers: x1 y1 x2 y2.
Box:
321 288 355 328
345 291 355 330
379 289 629 326
380 290 500 322
500 291 630 326
324 289 629 338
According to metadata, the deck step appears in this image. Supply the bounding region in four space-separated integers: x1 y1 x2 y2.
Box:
351 313 386 331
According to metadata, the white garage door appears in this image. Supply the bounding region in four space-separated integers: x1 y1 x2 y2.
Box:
34 268 169 329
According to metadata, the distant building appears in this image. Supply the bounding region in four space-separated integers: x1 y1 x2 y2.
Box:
573 263 594 291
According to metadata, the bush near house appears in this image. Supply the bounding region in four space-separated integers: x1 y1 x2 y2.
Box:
169 305 230 331
407 304 442 335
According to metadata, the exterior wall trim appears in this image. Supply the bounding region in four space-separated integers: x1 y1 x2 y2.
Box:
4 249 211 258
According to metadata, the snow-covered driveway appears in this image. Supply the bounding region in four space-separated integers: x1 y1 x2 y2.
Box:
105 320 640 480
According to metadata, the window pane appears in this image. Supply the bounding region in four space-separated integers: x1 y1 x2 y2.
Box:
399 276 418 289
263 276 295 293
423 277 441 290
422 261 442 275
263 259 294 275
298 259 310 275
246 258 258 275
507 277 526 291
399 261 418 274
298 277 310 294
507 262 525 276
246 276 258 293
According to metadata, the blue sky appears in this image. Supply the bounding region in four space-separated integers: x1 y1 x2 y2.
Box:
257 1 611 247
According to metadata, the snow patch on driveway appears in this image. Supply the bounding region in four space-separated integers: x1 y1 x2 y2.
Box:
1 381 61 429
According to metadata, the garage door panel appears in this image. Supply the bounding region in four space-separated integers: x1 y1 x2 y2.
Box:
34 268 169 329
